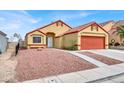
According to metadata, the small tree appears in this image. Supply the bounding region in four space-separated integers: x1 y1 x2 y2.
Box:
116 25 124 36
9 33 22 42
13 33 22 40
113 25 124 44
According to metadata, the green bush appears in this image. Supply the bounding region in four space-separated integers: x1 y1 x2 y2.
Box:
109 43 113 46
114 42 120 46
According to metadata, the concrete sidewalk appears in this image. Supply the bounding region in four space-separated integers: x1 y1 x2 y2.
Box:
21 49 124 83
68 51 108 67
23 63 124 83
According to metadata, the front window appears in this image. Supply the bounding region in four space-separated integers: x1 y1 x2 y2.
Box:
33 37 41 43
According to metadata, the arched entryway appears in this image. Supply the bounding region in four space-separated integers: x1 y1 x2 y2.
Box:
46 32 55 48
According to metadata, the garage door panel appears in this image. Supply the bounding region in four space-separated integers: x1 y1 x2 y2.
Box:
81 36 105 50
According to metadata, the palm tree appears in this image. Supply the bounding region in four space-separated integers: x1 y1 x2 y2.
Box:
116 25 124 36
113 25 124 44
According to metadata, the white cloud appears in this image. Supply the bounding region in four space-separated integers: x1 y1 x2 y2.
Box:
1 20 22 30
52 11 91 21
0 11 92 40
0 10 41 39
30 18 41 23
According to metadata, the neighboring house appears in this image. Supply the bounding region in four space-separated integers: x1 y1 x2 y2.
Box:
100 20 115 31
0 31 8 53
26 20 109 50
100 20 124 44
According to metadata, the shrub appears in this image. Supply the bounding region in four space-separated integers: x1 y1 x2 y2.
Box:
63 40 78 50
109 43 113 46
63 46 77 50
114 42 120 46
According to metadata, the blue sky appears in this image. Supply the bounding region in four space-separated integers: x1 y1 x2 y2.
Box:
0 10 124 39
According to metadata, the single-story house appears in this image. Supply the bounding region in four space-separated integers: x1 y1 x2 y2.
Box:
0 31 8 53
25 20 71 49
100 20 124 44
25 20 109 50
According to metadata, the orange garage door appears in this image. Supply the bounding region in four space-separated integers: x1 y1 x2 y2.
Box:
81 36 105 50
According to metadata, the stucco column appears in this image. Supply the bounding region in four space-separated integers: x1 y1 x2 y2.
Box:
77 34 81 50
105 34 109 49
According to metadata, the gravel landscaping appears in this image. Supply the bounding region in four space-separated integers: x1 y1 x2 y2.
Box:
79 52 123 65
15 49 96 82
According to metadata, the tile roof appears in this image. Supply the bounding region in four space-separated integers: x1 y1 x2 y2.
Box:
55 21 108 37
105 20 124 35
32 20 72 31
108 28 116 35
0 31 7 36
100 20 115 26
111 20 124 28
63 21 96 35
26 20 72 37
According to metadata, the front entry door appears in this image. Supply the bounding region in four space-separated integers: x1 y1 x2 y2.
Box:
47 37 53 48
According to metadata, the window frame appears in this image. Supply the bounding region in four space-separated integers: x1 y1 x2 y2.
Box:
33 36 41 43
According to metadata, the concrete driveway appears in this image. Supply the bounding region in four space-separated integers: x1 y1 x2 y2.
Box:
89 49 124 61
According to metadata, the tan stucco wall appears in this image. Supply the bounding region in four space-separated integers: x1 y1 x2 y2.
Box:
54 36 64 48
26 31 46 48
109 33 121 43
39 22 71 36
78 26 109 49
63 33 78 48
56 25 109 50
